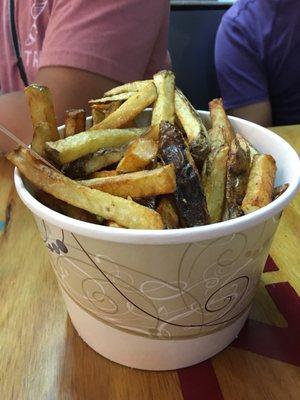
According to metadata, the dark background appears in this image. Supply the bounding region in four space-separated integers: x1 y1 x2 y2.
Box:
169 1 233 109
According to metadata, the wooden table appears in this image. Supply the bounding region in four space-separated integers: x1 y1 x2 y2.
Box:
1 126 299 400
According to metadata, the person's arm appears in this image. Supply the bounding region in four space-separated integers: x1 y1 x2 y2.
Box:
228 101 272 126
0 67 120 152
215 14 272 127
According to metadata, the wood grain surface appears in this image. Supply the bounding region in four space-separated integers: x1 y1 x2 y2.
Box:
0 125 299 400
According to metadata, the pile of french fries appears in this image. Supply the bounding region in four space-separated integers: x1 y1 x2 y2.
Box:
7 71 287 230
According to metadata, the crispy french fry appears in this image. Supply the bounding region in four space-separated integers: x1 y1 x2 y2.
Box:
236 133 259 162
209 98 234 146
151 70 175 140
36 190 99 223
7 148 163 230
64 109 86 137
175 88 210 169
31 122 53 156
25 84 59 142
116 138 158 173
103 80 153 96
91 106 105 125
133 196 157 210
92 170 118 178
156 197 179 229
106 220 124 228
91 83 157 130
80 164 176 198
89 92 135 104
159 122 209 227
202 145 229 223
45 127 148 165
273 183 289 200
242 154 276 214
91 101 122 126
61 147 125 179
223 137 251 220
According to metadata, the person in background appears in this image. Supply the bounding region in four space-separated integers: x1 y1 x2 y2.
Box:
215 0 300 127
0 0 170 152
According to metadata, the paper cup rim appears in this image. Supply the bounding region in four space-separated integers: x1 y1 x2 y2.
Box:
14 113 300 245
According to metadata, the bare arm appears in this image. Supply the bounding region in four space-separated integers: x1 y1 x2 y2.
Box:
0 66 120 152
228 100 272 127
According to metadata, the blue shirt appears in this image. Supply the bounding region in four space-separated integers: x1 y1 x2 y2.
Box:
215 0 300 125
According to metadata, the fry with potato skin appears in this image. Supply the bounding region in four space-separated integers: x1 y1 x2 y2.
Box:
151 70 175 140
31 122 53 157
91 101 122 125
236 133 259 163
175 88 210 169
103 80 153 96
202 145 229 223
7 148 163 230
159 122 209 227
89 92 135 104
156 196 180 229
45 127 148 165
91 83 157 130
92 170 118 178
80 164 176 199
223 137 251 220
273 183 289 200
61 147 125 179
25 84 59 143
116 138 158 173
242 154 276 214
64 109 86 137
209 98 234 145
36 190 99 224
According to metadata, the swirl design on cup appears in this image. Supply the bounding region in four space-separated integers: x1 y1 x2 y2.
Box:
36 216 280 339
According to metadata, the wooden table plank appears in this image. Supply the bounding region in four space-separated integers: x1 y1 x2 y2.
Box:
0 124 299 400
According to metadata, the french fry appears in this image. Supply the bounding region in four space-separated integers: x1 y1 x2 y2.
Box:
236 133 259 162
91 170 118 178
116 138 158 173
159 122 209 227
242 154 276 214
80 164 176 198
91 101 122 126
7 148 163 230
106 220 124 228
91 83 157 130
103 80 153 96
202 145 229 223
36 190 99 223
61 147 125 179
273 183 289 200
156 197 180 229
89 92 135 104
223 137 251 220
45 127 148 165
209 98 235 146
64 109 86 137
31 122 53 156
133 196 157 210
175 88 210 169
25 84 59 142
151 70 175 140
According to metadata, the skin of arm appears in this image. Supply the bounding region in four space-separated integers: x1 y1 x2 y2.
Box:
0 66 120 152
228 100 272 127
